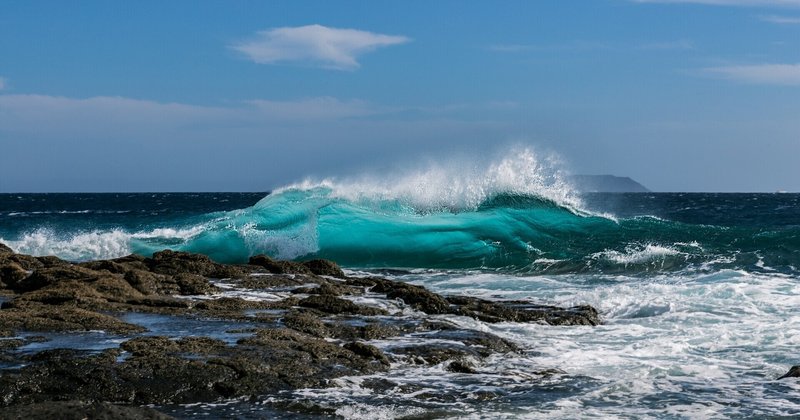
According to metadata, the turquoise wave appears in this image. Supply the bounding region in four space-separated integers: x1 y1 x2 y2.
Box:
127 186 800 275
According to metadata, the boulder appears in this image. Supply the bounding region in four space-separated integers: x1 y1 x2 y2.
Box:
302 259 346 278
148 250 246 279
0 243 13 255
298 295 387 316
778 365 800 380
248 255 312 275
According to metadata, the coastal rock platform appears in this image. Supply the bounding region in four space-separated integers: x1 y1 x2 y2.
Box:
0 245 600 418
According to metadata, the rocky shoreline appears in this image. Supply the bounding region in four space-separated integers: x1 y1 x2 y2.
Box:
0 243 606 418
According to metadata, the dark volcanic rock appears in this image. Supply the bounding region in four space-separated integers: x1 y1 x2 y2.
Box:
349 277 450 314
0 400 173 420
447 359 477 374
283 311 329 338
79 254 150 274
778 365 800 380
148 250 247 279
0 301 145 334
343 341 390 366
10 265 107 293
0 262 27 289
298 295 387 316
0 243 13 255
447 296 600 326
302 259 346 278
348 277 601 325
248 255 312 275
0 250 45 272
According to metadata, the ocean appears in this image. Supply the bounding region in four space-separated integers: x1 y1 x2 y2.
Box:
2 157 800 418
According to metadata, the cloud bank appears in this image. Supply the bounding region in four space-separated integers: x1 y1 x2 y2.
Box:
231 24 410 70
703 63 800 85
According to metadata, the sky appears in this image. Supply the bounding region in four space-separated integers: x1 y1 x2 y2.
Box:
1 0 799 192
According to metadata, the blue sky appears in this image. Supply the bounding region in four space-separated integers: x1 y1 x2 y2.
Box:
1 0 799 192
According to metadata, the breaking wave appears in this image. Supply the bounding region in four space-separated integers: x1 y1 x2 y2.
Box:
2 148 798 275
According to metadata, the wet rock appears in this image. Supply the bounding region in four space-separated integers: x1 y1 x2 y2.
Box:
298 295 387 316
778 365 800 380
35 256 69 268
0 262 28 289
350 277 450 314
124 269 173 295
361 323 401 340
10 265 107 293
360 378 397 392
194 297 274 311
0 348 135 406
236 274 308 289
302 259 345 278
283 311 329 338
0 400 173 420
292 281 356 296
0 338 24 351
148 250 247 279
0 302 146 334
0 243 13 255
124 296 192 309
396 345 475 365
393 326 518 366
248 255 312 275
447 359 477 374
121 336 227 357
173 273 220 295
447 296 600 326
232 328 390 389
79 254 150 274
343 341 390 366
9 280 106 306
0 252 44 272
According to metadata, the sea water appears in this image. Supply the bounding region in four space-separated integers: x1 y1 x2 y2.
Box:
2 150 799 418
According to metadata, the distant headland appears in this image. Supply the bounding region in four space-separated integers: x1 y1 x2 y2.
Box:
569 175 650 193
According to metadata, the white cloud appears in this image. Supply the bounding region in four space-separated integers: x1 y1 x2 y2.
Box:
703 63 800 85
759 14 800 22
231 24 410 70
632 0 800 6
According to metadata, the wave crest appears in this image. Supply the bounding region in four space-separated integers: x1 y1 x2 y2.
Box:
271 148 583 213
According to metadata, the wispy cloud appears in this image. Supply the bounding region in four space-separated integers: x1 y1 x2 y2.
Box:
759 14 800 22
230 24 410 70
703 63 800 85
632 0 800 6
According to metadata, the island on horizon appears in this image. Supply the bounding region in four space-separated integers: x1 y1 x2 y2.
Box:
569 175 650 193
